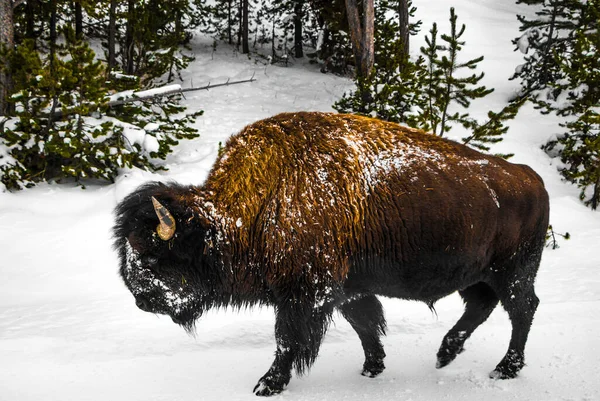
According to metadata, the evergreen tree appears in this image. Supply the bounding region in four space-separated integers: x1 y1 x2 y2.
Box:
1 30 201 190
416 8 523 153
266 0 310 60
201 0 240 45
335 6 520 157
511 0 586 101
116 0 197 84
515 0 600 208
334 0 424 123
461 98 526 158
539 0 600 208
304 0 353 74
414 21 443 133
551 109 600 209
414 7 494 137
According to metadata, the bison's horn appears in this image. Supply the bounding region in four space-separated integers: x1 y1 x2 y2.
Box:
151 196 176 241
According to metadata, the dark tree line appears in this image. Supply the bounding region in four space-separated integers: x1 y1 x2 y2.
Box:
2 0 597 211
0 0 398 190
200 0 409 77
1 0 406 114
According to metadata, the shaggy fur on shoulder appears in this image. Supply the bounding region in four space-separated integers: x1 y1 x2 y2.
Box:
114 112 549 396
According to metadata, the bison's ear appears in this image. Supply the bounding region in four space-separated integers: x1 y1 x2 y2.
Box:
151 196 176 241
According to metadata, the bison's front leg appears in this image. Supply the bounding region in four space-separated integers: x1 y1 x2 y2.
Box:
253 302 333 396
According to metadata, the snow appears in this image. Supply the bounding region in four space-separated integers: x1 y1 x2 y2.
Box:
107 89 134 102
1 1 599 400
107 84 182 103
133 84 182 99
516 32 531 54
107 84 181 102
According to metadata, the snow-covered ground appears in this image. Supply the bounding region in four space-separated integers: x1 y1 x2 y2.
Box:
1 1 599 400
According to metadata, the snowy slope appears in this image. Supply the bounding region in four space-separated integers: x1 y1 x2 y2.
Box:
1 1 599 400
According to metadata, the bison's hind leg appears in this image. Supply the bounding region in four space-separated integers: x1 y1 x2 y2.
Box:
486 241 543 380
339 294 387 378
489 275 540 379
437 282 499 369
489 284 539 379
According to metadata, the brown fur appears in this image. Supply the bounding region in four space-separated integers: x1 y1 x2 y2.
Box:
181 112 547 300
115 111 549 393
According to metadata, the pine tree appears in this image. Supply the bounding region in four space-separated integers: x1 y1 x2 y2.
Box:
414 7 494 137
511 0 586 101
267 0 311 61
415 21 443 133
1 30 201 190
334 6 520 158
334 0 424 123
201 0 240 45
539 1 600 208
553 109 600 209
461 98 526 158
111 0 198 84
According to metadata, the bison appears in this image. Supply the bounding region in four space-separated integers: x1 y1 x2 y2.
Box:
114 112 549 396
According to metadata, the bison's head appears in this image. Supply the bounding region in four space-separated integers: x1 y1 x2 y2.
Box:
113 182 219 332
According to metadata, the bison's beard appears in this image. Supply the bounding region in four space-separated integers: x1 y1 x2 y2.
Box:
122 240 202 334
170 307 203 335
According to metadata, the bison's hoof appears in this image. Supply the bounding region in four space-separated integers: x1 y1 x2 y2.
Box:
361 360 385 378
489 368 518 380
489 364 522 380
436 346 464 369
253 382 283 396
490 351 524 380
436 336 466 369
253 374 289 396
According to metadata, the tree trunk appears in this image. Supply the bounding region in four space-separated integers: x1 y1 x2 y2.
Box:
74 1 83 39
242 0 249 54
167 9 183 82
50 0 57 54
237 0 242 49
592 174 600 211
125 0 135 74
25 0 35 40
45 0 59 138
293 0 303 58
227 0 232 45
0 0 15 116
540 3 559 87
108 0 117 71
398 0 409 57
344 0 374 79
271 18 276 60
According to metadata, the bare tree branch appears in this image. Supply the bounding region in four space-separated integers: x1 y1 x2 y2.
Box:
108 75 256 106
43 76 257 119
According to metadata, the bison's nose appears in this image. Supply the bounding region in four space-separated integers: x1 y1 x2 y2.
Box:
135 296 151 312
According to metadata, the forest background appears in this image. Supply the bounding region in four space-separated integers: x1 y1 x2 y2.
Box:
0 0 598 212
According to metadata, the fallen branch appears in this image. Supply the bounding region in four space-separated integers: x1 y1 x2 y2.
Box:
43 75 256 119
108 74 256 107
